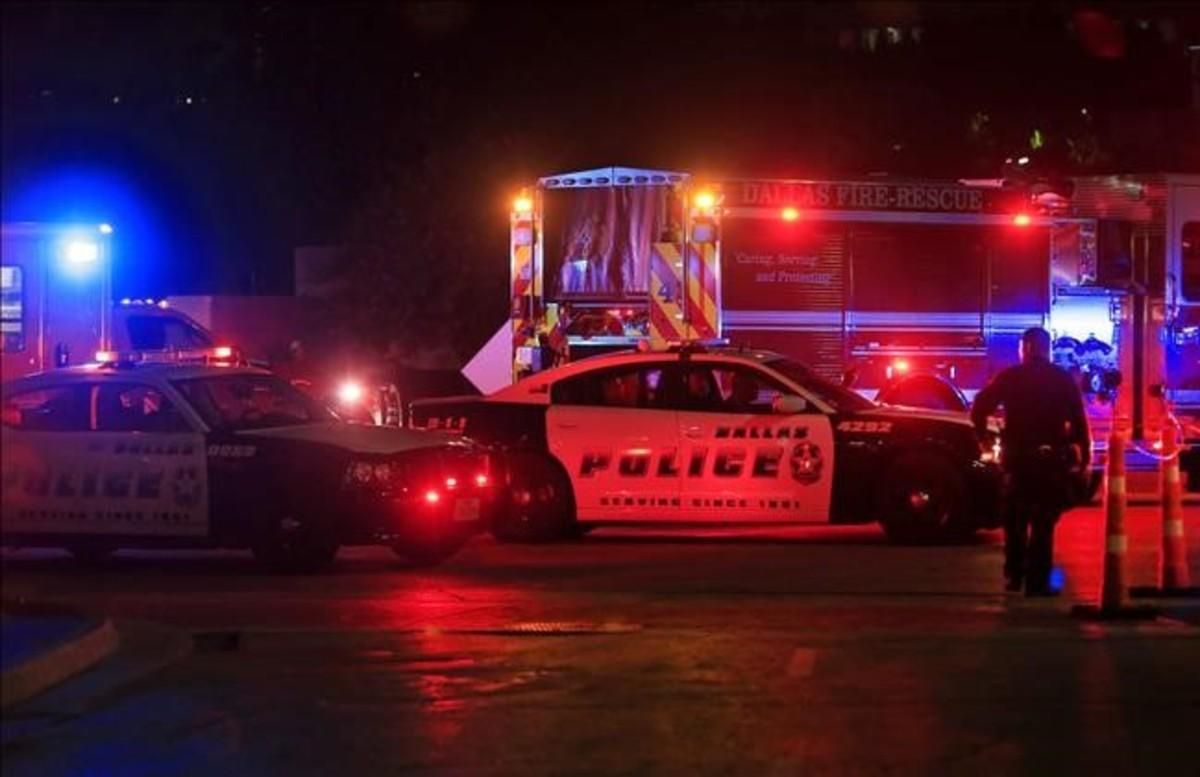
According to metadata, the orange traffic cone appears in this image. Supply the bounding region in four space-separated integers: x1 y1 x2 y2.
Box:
1131 425 1200 598
1073 429 1158 619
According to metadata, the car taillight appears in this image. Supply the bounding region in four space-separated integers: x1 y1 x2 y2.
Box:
423 489 441 505
474 473 489 488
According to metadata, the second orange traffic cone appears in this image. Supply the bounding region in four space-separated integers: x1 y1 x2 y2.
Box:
1073 429 1158 619
1131 425 1199 598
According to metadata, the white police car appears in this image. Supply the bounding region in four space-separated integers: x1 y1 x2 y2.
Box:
1 352 493 570
412 347 1002 543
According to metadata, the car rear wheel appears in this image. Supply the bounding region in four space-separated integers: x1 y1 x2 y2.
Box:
252 516 339 573
879 451 971 544
492 453 576 543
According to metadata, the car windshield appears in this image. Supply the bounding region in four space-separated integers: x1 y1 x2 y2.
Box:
764 357 875 412
172 373 334 431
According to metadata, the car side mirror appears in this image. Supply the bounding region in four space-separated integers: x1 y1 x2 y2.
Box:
772 395 808 414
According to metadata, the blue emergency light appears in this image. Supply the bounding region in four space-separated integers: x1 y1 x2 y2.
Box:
64 239 100 265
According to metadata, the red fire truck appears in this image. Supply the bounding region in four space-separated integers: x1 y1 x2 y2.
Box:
492 167 1199 490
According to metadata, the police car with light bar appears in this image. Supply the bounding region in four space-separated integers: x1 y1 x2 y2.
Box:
412 346 1003 543
1 350 493 570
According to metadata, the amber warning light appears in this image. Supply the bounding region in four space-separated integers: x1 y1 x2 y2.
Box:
512 196 533 214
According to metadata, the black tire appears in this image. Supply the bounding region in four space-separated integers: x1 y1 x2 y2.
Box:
392 533 469 567
66 545 115 566
251 518 339 573
492 452 576 543
879 451 971 544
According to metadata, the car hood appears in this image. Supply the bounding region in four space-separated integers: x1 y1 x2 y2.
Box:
236 423 457 455
856 404 975 430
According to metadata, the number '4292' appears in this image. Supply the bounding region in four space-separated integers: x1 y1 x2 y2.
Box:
836 420 894 434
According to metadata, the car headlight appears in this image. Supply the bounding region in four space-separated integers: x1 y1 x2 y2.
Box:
350 461 375 484
345 459 398 490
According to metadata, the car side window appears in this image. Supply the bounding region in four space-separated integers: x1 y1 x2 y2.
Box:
1 386 91 431
679 365 793 415
93 384 192 434
552 365 669 409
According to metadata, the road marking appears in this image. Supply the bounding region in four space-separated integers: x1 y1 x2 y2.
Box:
787 647 817 677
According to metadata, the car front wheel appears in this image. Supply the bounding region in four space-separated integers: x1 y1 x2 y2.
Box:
879 451 972 544
252 516 339 573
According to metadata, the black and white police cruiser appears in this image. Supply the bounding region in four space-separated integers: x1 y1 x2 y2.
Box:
1 350 493 571
413 346 1003 543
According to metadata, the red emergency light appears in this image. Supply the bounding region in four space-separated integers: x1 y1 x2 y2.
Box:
885 359 911 381
336 380 365 405
781 207 801 222
1012 213 1032 227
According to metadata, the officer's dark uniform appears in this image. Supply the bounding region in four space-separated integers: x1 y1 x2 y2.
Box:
971 350 1090 594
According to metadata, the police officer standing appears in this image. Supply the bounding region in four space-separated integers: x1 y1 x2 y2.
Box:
972 327 1091 596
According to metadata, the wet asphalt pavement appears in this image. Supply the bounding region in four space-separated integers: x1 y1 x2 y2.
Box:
2 505 1199 776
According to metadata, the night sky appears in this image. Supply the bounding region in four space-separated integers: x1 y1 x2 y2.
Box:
3 2 1198 352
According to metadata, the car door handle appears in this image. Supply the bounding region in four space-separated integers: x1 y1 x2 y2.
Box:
682 426 703 439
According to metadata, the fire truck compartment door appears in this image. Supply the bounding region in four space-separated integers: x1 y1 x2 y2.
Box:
42 255 108 368
1175 183 1200 305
